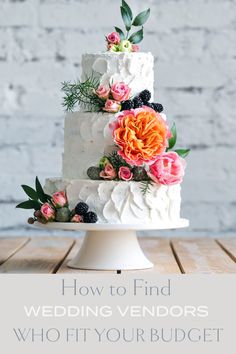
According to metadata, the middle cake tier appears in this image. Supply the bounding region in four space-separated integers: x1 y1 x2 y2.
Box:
63 111 116 179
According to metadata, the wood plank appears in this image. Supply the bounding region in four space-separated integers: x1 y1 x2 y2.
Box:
57 238 117 274
57 237 180 274
172 238 236 274
0 237 29 265
0 237 75 274
216 238 236 262
137 237 181 274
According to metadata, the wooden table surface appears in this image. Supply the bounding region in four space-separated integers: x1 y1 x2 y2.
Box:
0 236 235 274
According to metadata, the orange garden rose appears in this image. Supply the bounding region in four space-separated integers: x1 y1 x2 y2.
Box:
111 107 171 166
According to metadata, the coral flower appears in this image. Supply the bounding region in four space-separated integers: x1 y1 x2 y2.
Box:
111 107 171 166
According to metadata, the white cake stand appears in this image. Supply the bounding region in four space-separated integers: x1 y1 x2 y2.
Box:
35 219 189 271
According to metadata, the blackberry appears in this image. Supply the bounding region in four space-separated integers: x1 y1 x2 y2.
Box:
143 102 154 109
139 89 151 102
75 202 89 216
152 103 164 113
132 96 143 108
83 211 98 223
121 100 133 111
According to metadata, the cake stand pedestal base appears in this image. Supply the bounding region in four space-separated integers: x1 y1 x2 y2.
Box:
67 230 153 270
35 219 189 271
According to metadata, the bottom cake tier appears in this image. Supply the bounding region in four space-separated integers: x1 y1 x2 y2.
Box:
45 178 182 225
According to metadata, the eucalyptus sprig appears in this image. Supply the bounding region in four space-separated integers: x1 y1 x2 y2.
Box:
167 123 190 158
115 0 150 44
61 76 104 112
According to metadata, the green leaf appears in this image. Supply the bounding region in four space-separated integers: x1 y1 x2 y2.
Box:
16 200 41 210
122 0 133 20
120 6 132 31
114 27 125 41
44 193 52 201
128 27 143 44
35 176 47 203
21 185 38 200
132 8 150 26
174 149 190 158
168 123 177 150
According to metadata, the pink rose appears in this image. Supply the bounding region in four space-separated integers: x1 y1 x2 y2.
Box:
111 82 131 102
100 163 117 180
118 166 133 181
41 203 55 221
132 44 139 52
103 99 121 113
71 214 83 223
106 32 120 44
148 152 186 185
52 191 68 208
96 85 110 99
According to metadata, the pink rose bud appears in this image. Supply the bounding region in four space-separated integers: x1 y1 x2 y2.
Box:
118 166 133 181
107 43 118 52
106 31 120 44
103 99 121 113
132 44 139 52
96 85 110 100
52 191 68 208
100 163 117 180
71 214 83 223
40 203 55 221
110 82 131 102
148 152 186 186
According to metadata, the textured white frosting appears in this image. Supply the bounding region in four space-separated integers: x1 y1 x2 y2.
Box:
81 52 154 100
63 111 168 179
63 111 115 179
45 178 181 225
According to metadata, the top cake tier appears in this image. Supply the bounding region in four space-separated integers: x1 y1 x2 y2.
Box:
81 52 154 101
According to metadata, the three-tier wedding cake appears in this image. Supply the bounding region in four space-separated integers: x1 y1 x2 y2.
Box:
17 0 189 228
45 49 186 225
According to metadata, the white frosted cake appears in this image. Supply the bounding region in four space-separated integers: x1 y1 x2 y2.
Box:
81 52 154 98
16 0 189 235
45 47 188 225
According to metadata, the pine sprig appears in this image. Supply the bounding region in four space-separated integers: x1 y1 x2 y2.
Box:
140 180 153 196
61 76 104 112
105 150 130 173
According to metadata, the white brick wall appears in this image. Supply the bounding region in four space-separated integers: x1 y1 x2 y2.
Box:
0 0 235 237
